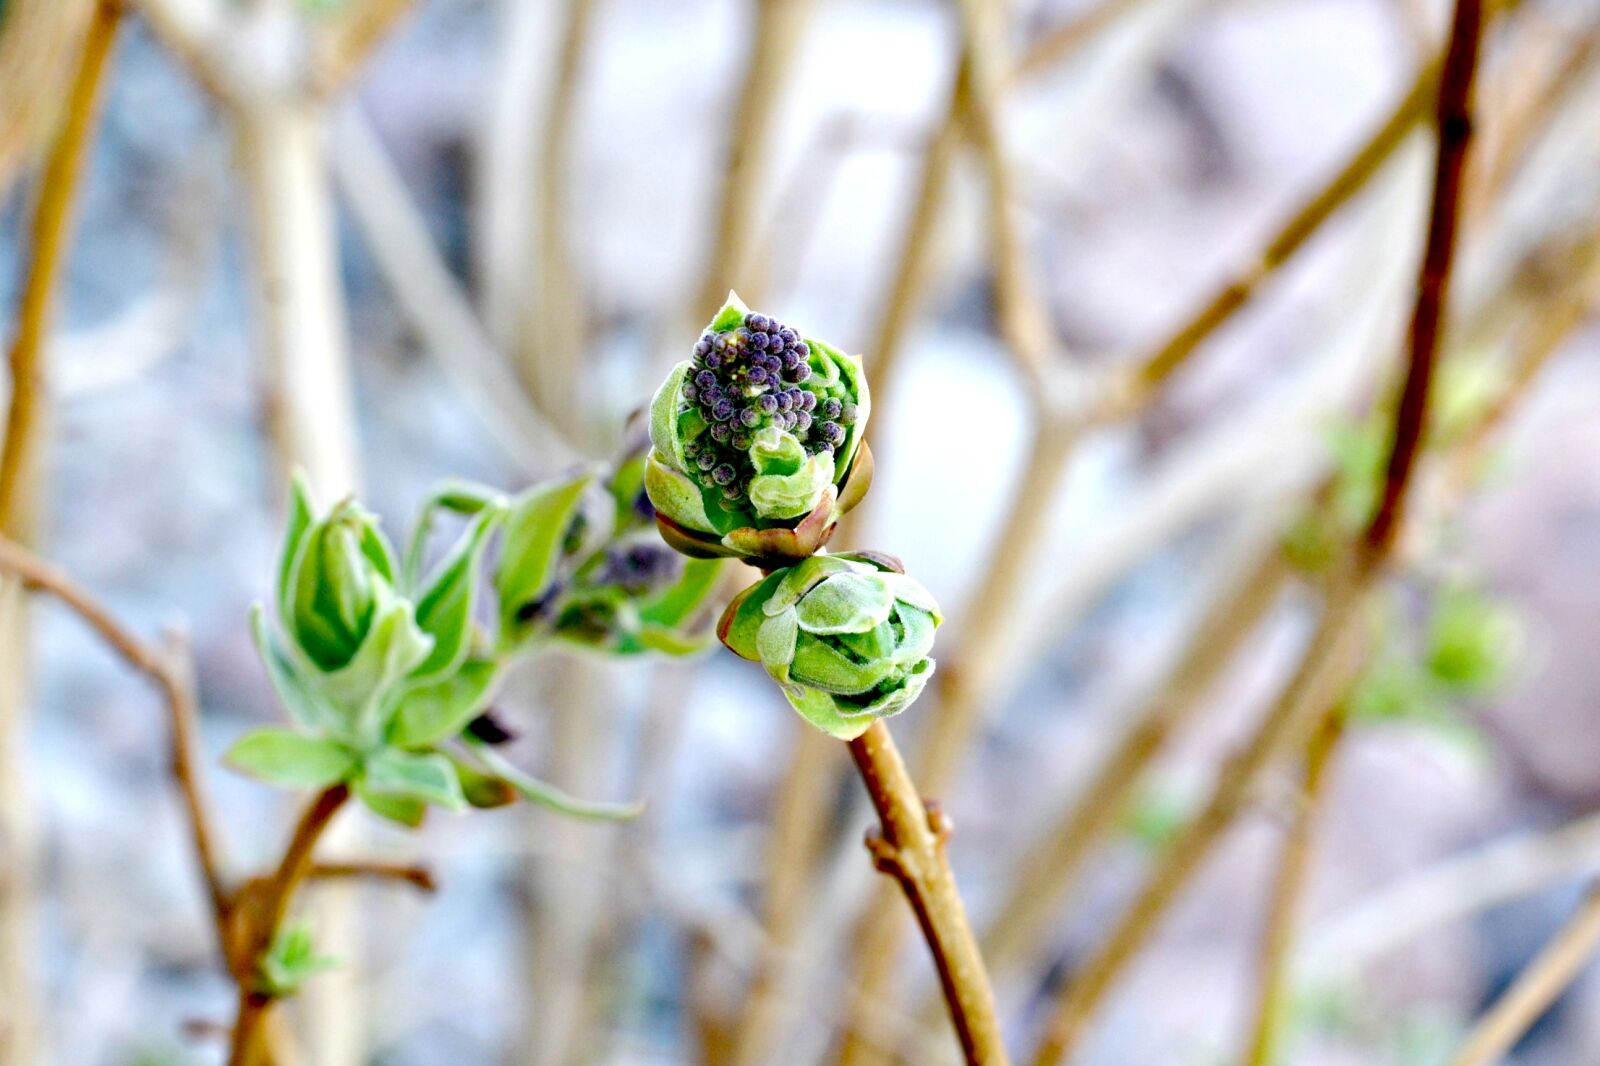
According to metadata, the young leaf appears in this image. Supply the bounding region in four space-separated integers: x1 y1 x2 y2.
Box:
252 606 338 732
463 740 643 821
496 473 598 640
362 749 467 811
226 728 356 790
409 509 500 681
277 472 317 622
356 782 429 828
257 923 338 997
446 751 518 809
386 659 500 749
401 479 507 592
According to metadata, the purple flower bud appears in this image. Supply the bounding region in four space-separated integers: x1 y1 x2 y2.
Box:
793 341 810 359
798 390 817 412
732 432 751 450
683 440 700 459
701 385 724 405
745 312 770 333
710 422 731 443
748 366 770 386
712 398 735 421
712 333 730 352
780 350 801 372
793 410 812 433
693 338 711 357
776 390 794 412
779 327 797 346
712 463 737 486
739 406 760 428
820 421 845 446
697 452 717 471
788 362 812 384
682 383 699 402
705 350 723 370
695 369 717 390
839 402 858 425
821 397 842 419
758 393 779 414
750 331 769 349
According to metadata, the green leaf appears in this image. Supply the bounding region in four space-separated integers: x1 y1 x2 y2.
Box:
496 473 597 641
319 591 435 737
410 508 500 680
226 729 356 790
784 686 876 740
464 741 642 821
707 291 750 332
252 606 338 731
356 782 428 827
277 472 316 622
386 659 500 749
402 480 507 591
362 749 466 811
638 557 723 628
258 923 337 997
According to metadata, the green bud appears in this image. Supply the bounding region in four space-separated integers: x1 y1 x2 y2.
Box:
286 496 393 672
644 292 873 569
717 552 940 740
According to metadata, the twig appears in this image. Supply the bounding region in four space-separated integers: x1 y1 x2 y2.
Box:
982 543 1292 982
1240 708 1345 1066
0 0 96 199
693 0 815 315
308 862 436 893
0 0 122 535
1028 1 1484 1058
227 784 352 1066
0 6 122 1058
847 722 1008 1066
1444 882 1600 1066
0 538 230 922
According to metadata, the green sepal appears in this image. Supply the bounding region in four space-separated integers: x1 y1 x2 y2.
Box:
446 751 519 809
707 291 751 332
401 479 507 591
225 728 356 790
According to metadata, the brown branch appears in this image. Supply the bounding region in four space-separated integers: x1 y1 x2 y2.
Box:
1028 3 1485 1060
1445 882 1600 1066
1118 54 1439 407
0 537 231 928
0 0 122 536
308 862 436 894
227 784 351 1066
1240 707 1346 1066
847 721 1009 1066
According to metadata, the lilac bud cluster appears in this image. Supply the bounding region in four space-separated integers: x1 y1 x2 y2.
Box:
680 311 859 505
596 540 683 595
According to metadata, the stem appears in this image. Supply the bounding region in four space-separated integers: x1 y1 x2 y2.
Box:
0 6 121 1059
1240 708 1345 1066
1029 2 1484 1058
1444 883 1600 1066
227 784 351 1066
846 721 1009 1066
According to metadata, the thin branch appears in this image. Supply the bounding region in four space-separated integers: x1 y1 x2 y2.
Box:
0 0 96 199
847 722 1009 1066
0 537 231 927
1240 708 1345 1066
1445 882 1600 1066
227 784 351 1066
0 0 122 535
981 543 1292 982
693 0 816 315
1117 55 1439 408
308 862 436 893
1029 2 1484 1058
